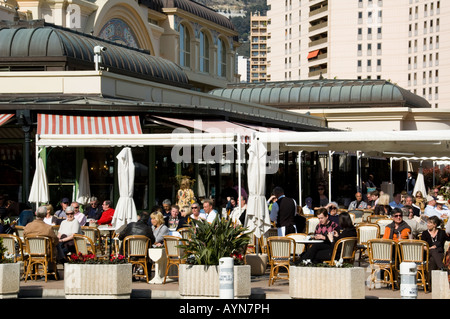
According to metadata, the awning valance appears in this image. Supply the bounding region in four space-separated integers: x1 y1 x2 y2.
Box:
37 114 142 135
0 114 14 127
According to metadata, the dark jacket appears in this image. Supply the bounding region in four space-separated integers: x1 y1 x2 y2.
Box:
276 196 296 234
118 220 155 244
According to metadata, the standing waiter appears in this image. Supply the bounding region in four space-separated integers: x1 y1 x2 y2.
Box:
269 186 296 235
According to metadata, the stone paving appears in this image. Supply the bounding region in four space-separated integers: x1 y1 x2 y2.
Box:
17 261 434 300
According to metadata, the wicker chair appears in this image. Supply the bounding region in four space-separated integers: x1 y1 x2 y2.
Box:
259 227 278 254
163 235 183 284
286 233 308 262
324 237 358 266
73 234 96 256
24 235 58 282
267 236 295 286
376 218 393 237
356 223 380 263
123 235 151 283
0 233 28 276
397 239 429 292
367 238 398 290
81 226 104 255
305 217 319 235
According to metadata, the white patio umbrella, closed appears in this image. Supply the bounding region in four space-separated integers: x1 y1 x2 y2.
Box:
76 159 91 205
112 147 138 233
29 157 49 205
413 167 427 197
246 137 272 245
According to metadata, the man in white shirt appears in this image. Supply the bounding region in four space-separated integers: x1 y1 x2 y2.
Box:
424 195 441 219
202 199 217 223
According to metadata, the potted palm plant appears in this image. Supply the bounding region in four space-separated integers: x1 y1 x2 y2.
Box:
178 215 252 298
64 252 132 299
0 237 20 299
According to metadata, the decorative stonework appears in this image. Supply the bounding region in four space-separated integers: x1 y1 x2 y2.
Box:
99 18 139 48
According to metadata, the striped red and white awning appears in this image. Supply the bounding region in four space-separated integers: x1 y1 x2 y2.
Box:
37 114 142 135
0 114 14 127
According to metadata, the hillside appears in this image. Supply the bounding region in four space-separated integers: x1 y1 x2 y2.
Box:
196 0 268 56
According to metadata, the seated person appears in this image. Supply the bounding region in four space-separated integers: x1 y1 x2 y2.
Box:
150 211 169 247
313 208 339 240
57 206 82 256
84 197 103 220
97 200 115 226
383 208 411 241
24 206 60 264
299 212 356 264
118 211 155 254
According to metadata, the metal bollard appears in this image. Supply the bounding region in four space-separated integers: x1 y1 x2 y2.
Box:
219 257 234 299
400 262 417 299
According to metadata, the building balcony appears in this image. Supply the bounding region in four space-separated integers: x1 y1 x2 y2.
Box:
308 37 328 47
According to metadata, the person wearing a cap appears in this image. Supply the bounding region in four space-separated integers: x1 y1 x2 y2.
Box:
54 197 70 219
302 197 314 215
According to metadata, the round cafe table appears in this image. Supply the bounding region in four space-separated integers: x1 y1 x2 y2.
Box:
148 248 167 284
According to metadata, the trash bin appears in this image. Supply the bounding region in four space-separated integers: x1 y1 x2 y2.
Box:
400 262 417 299
219 257 234 299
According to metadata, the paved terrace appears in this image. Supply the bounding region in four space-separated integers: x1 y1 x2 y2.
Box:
17 260 433 300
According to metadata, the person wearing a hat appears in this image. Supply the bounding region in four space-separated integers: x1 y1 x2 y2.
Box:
302 197 314 215
434 196 448 220
54 197 70 220
325 201 340 225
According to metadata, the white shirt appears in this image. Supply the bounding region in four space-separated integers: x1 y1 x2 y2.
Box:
204 210 217 223
74 212 87 226
43 216 55 225
59 219 82 236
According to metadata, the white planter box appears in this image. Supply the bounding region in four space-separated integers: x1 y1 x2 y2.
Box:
432 270 450 299
0 263 20 299
64 263 132 299
179 264 251 299
289 266 365 299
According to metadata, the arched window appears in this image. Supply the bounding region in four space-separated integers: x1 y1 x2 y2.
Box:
217 37 227 78
179 23 191 68
199 31 210 73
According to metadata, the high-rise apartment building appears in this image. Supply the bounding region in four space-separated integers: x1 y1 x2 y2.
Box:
250 12 271 82
267 0 449 108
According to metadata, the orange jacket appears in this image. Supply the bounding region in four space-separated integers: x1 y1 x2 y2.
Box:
382 222 411 241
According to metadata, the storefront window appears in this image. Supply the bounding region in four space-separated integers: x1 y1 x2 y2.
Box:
85 148 115 204
0 144 23 202
46 147 76 207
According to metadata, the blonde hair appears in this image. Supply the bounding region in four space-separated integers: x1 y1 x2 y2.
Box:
182 205 192 216
377 193 390 206
46 204 54 216
150 211 165 226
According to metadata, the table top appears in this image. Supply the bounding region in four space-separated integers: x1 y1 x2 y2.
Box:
97 225 116 231
295 239 324 244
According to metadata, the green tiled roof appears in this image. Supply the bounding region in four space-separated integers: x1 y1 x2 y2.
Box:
209 79 431 109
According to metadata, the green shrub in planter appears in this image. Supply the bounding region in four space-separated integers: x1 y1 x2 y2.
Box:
179 215 251 265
